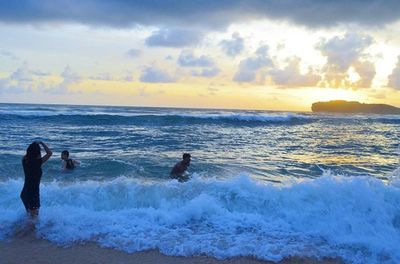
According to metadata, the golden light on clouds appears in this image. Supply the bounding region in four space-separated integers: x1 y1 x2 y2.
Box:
1 6 400 110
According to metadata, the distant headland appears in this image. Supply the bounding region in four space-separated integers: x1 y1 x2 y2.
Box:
311 100 400 114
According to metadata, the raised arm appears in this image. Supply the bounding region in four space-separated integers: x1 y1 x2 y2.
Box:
39 141 53 163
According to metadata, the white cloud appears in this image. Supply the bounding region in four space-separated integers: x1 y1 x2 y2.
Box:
0 64 34 94
388 56 400 90
268 57 320 88
192 67 220 77
353 60 376 88
233 45 273 82
177 50 219 78
219 32 244 57
43 66 81 94
9 64 33 82
317 32 376 88
318 32 373 71
139 66 176 83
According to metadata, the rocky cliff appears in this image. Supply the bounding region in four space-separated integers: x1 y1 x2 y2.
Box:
311 100 400 114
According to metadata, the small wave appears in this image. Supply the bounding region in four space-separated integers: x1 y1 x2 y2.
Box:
1 174 399 263
180 113 313 123
0 112 315 126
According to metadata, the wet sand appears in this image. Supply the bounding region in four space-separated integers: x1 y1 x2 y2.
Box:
0 234 343 264
0 220 343 264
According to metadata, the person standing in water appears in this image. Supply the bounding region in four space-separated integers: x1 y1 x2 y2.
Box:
61 150 79 170
20 141 52 217
170 153 191 182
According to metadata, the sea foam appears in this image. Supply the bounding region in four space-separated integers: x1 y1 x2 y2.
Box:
1 174 399 264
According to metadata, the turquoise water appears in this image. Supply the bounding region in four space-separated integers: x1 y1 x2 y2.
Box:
0 103 399 264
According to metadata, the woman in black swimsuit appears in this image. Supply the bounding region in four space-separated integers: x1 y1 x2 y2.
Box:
20 141 52 217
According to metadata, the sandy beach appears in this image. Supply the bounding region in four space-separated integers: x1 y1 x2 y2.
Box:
0 229 343 264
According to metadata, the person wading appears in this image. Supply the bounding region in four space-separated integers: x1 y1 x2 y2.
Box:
20 141 52 218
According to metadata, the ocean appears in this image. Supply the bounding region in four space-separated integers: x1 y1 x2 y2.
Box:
0 103 399 263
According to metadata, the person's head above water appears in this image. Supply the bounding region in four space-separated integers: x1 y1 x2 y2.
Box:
26 142 41 160
182 153 191 165
61 150 69 160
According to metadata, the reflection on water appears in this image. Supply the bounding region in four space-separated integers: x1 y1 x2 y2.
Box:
0 103 398 183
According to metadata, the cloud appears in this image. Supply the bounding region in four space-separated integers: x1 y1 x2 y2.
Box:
1 1 399 29
219 32 244 57
177 50 220 78
268 57 320 88
192 67 220 78
0 64 34 93
139 66 176 83
0 50 20 61
0 65 82 95
353 60 376 88
388 56 400 90
233 45 273 82
44 66 81 94
317 33 376 88
122 73 134 82
178 50 214 67
145 28 203 47
126 49 141 58
9 64 33 82
90 72 113 81
318 33 373 71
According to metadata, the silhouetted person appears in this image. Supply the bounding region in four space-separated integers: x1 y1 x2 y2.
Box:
20 141 52 218
61 150 79 170
170 153 191 182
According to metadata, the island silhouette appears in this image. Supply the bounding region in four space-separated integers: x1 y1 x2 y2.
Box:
312 100 400 114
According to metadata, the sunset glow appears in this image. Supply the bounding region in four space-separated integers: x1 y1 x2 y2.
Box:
0 2 399 110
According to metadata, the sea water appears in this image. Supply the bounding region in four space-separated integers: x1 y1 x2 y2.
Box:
0 103 399 263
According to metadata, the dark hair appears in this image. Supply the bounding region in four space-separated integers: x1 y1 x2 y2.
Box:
25 142 41 161
62 150 69 157
183 153 191 159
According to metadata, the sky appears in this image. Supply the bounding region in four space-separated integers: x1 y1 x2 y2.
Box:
0 0 400 111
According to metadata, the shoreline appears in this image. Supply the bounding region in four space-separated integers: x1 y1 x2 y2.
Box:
0 230 343 264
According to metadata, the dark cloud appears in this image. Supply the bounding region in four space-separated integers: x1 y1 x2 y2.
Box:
1 1 399 29
139 66 176 83
219 32 244 57
145 28 203 47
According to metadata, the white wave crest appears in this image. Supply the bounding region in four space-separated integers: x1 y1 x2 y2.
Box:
1 175 400 263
